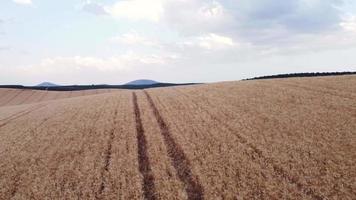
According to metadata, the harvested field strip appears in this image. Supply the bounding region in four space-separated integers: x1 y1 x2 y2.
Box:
144 91 204 200
133 92 157 200
0 104 45 129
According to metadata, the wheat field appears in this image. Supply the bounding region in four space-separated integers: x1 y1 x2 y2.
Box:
0 76 355 200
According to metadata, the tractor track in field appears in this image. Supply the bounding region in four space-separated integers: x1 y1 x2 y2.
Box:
4 105 86 198
0 116 52 157
0 90 13 102
132 92 157 200
97 108 117 199
37 91 48 102
97 127 115 198
0 90 24 107
144 91 204 200
94 97 126 200
0 107 35 122
174 88 324 200
0 103 83 159
51 92 61 101
0 104 46 129
258 82 356 115
18 91 36 105
281 82 354 100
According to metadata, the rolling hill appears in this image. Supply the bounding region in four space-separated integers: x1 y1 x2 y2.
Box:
0 75 355 199
36 82 59 87
125 79 160 85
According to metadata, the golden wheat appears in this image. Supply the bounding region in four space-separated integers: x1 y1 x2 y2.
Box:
0 75 355 199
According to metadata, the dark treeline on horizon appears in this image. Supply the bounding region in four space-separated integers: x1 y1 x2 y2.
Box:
245 71 356 81
0 83 198 91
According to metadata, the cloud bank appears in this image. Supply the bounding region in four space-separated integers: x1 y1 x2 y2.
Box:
13 0 32 5
1 0 356 85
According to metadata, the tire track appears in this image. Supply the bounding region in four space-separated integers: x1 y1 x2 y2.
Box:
281 82 354 100
98 128 115 196
3 105 84 198
0 90 23 107
144 91 204 200
52 91 61 100
0 89 13 102
4 116 53 197
132 92 157 200
18 91 36 105
0 104 46 129
92 97 121 200
97 106 117 199
37 91 48 102
0 107 35 122
0 114 52 157
174 88 324 200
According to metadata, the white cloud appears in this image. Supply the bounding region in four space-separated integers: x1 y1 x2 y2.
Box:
110 31 158 46
104 0 164 22
13 0 32 5
12 52 179 84
198 0 226 19
340 15 356 32
162 0 346 45
196 33 235 49
163 0 231 35
179 33 236 50
81 1 108 15
24 52 177 74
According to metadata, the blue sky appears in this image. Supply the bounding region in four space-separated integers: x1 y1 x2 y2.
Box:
1 0 356 85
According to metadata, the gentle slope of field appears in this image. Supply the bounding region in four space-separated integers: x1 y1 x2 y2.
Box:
0 75 355 199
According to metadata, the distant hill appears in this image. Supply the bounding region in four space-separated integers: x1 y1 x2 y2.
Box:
125 79 159 85
36 82 59 87
0 82 198 91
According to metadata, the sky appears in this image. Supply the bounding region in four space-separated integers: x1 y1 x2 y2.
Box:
1 0 356 85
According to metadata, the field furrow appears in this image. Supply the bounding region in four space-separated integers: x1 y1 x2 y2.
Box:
144 91 204 200
0 75 355 199
135 91 187 200
173 88 324 199
0 89 23 107
147 88 311 199
170 81 355 199
133 92 157 200
0 104 46 128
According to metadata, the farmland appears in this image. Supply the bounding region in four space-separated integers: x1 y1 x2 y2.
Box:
0 75 355 199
